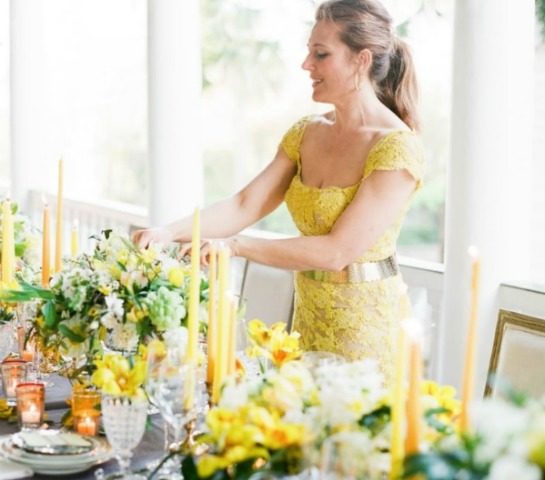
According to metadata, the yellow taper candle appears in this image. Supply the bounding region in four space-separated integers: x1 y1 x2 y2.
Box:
41 203 51 287
227 297 237 375
460 246 481 432
70 219 79 257
390 323 407 480
207 243 218 386
1 199 15 284
212 246 230 404
405 321 423 455
55 159 64 272
186 208 200 364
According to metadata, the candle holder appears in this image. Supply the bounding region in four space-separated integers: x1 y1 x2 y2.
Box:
1 359 28 406
16 382 45 430
72 389 101 436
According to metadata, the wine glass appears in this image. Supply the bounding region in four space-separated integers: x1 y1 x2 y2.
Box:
153 350 198 479
101 394 148 480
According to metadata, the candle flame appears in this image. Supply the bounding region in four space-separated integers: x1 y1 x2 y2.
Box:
468 245 479 259
403 318 424 341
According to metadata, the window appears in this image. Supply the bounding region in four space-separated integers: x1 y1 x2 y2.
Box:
41 0 147 206
0 0 8 183
201 0 451 262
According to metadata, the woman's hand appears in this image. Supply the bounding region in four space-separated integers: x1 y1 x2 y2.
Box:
131 227 175 249
178 237 239 266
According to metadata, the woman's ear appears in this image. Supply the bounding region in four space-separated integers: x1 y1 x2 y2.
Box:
358 48 373 73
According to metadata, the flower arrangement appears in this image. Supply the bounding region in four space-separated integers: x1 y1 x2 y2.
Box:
1 231 208 374
404 390 545 480
181 340 460 480
0 201 40 325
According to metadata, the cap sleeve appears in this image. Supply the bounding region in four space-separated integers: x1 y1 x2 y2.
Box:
279 116 311 165
363 131 425 189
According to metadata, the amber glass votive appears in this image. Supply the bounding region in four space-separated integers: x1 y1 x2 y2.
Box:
1 359 28 406
72 389 101 436
16 382 45 430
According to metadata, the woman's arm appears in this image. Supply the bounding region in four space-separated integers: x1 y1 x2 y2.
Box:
228 168 417 271
132 147 297 247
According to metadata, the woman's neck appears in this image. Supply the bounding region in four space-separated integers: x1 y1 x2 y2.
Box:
332 82 385 133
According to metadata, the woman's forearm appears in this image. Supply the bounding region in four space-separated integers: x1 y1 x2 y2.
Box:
231 234 352 272
166 193 266 242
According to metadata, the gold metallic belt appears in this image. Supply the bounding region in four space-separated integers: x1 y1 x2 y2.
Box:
301 255 399 284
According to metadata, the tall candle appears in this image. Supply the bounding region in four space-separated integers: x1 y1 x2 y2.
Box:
389 325 407 480
227 298 237 375
186 208 200 364
41 202 50 287
55 158 64 272
212 246 230 404
1 199 14 284
405 322 423 455
207 243 217 386
70 219 79 257
460 246 481 432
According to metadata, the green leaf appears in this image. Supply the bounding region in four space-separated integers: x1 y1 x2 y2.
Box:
42 301 58 328
58 323 85 343
358 404 391 435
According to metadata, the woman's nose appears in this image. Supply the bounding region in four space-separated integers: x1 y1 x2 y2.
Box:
301 54 312 71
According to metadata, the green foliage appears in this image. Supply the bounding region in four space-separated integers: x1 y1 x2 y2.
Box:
358 404 391 435
403 435 489 480
538 0 545 38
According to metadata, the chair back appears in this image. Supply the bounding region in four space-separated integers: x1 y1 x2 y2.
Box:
486 309 545 398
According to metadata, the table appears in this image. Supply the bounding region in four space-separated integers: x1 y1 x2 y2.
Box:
0 375 167 479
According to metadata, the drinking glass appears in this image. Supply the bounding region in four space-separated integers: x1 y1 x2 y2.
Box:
1 359 27 406
101 395 148 480
154 349 197 479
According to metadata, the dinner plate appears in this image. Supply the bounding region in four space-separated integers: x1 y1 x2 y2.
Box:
12 430 95 455
0 435 112 475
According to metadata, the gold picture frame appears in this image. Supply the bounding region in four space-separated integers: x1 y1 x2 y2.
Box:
485 309 545 397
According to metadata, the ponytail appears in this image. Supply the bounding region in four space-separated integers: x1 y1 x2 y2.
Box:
378 37 420 131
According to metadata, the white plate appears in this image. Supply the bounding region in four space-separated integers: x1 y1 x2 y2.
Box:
0 436 112 474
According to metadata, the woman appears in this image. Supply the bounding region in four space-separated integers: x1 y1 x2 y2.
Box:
133 0 424 380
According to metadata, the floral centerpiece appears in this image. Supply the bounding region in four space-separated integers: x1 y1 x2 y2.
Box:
405 389 545 480
179 321 460 480
1 231 208 375
0 201 40 325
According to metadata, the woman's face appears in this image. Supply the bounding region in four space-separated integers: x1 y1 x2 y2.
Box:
302 20 359 103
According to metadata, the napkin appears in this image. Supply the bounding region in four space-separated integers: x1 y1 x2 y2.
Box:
18 431 90 449
0 459 33 479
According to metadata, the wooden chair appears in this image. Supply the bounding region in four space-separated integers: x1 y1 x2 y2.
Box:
485 309 545 398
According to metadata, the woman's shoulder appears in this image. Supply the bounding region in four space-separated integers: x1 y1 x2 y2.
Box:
280 113 330 162
364 129 425 184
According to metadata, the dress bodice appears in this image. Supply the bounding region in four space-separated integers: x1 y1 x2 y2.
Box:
282 116 425 262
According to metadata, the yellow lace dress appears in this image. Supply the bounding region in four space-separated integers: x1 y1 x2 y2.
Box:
281 116 425 381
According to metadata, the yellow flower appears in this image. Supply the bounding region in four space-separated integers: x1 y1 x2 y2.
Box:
141 247 157 264
98 285 112 295
247 319 271 347
91 353 147 398
167 267 185 288
126 306 145 323
197 454 229 478
115 249 129 266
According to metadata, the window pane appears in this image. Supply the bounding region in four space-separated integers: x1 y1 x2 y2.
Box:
202 0 450 262
0 0 8 183
42 0 147 206
531 19 545 284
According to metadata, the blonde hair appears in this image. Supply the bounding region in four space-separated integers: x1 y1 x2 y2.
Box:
316 0 420 131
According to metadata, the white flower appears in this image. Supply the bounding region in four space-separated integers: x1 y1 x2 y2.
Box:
164 326 188 353
100 312 118 329
488 456 541 480
108 322 139 351
105 293 124 318
220 378 249 410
